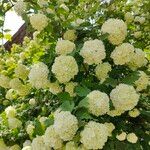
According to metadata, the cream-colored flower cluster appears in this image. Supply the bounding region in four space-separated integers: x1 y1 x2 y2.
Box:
14 0 26 16
43 126 63 149
28 62 49 89
128 108 140 118
65 141 77 150
65 82 77 97
80 121 109 149
134 71 149 91
104 122 115 137
48 82 62 95
0 75 10 88
5 106 16 118
52 56 78 83
101 19 127 45
124 12 134 23
80 39 106 65
26 124 35 136
63 30 77 41
30 13 48 31
53 111 78 141
87 90 110 116
111 43 134 65
55 40 75 55
95 62 111 82
37 0 48 7
110 84 139 111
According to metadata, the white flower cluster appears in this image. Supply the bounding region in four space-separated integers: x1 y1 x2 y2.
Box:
124 12 134 23
29 62 49 89
0 75 10 88
80 39 106 65
87 90 110 116
43 126 63 149
128 48 146 70
22 146 32 150
0 139 9 150
37 0 48 7
8 118 22 129
9 78 22 90
101 19 127 45
104 122 115 137
63 30 77 41
5 89 16 100
127 133 138 143
134 16 145 24
14 64 29 80
26 124 35 136
107 109 124 117
30 13 48 31
135 71 149 91
128 108 140 118
95 62 111 82
116 132 127 141
80 121 109 149
110 84 139 111
53 111 78 141
52 56 78 83
14 0 26 16
5 106 16 118
55 40 75 55
65 141 77 150
48 82 62 95
111 43 134 65
134 31 142 38
65 82 77 97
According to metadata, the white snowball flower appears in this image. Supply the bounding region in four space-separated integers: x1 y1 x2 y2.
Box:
87 90 110 116
124 12 134 23
52 56 78 83
29 98 36 105
8 118 22 129
128 48 146 70
14 0 26 15
128 108 140 118
65 141 77 150
0 75 10 88
134 31 142 38
54 111 78 141
110 84 139 111
134 71 149 91
48 82 62 95
5 89 16 100
14 64 29 80
95 62 111 82
9 144 20 150
26 124 35 136
80 39 106 65
111 43 135 65
134 16 145 24
80 121 109 149
31 136 49 150
63 30 77 41
23 140 31 147
28 62 49 89
101 19 127 45
30 14 48 31
104 122 115 137
127 133 138 143
107 109 124 117
65 82 78 97
9 78 23 90
5 106 16 118
37 0 48 7
0 139 9 150
43 125 63 149
116 132 127 141
22 146 32 150
55 40 75 55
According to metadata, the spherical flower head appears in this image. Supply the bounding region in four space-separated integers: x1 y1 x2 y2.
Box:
9 144 20 150
128 48 146 70
23 140 31 147
63 30 77 41
22 146 32 150
65 141 77 150
0 139 9 150
128 108 140 118
31 136 49 150
110 84 139 111
5 89 16 100
9 78 23 91
80 39 106 65
95 62 111 82
107 109 124 117
104 122 115 137
17 84 31 96
87 90 110 116
26 124 35 136
55 40 75 55
0 75 10 88
135 71 149 91
134 16 145 24
28 62 49 89
48 82 62 95
8 118 22 129
29 98 36 105
80 121 109 149
134 31 142 38
52 56 78 83
54 111 78 141
127 133 138 143
101 19 127 45
43 126 63 149
30 13 48 31
5 106 16 118
111 43 135 65
14 0 26 16
124 12 134 23
116 132 127 141
14 64 29 80
65 82 78 97
37 0 48 7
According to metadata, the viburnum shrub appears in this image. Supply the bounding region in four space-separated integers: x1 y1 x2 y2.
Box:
0 0 150 150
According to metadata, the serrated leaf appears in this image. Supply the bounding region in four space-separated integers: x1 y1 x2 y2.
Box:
75 85 91 97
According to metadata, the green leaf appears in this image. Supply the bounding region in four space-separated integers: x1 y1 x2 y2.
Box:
78 97 89 108
57 92 73 102
75 85 91 97
34 119 44 136
60 101 74 112
44 116 54 127
121 71 140 85
104 78 118 87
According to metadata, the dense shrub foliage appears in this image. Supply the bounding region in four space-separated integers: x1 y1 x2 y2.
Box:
0 0 150 150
